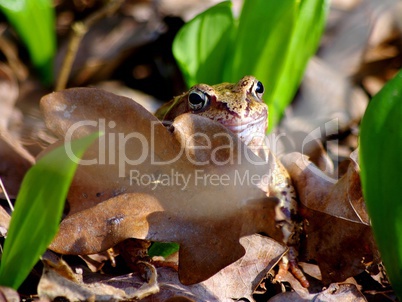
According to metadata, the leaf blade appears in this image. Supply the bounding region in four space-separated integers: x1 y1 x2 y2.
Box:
266 0 329 129
172 1 234 87
0 0 56 83
360 69 402 300
148 242 180 258
224 0 297 84
0 132 101 289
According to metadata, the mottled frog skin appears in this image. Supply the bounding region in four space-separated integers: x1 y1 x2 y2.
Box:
156 76 268 152
155 76 308 287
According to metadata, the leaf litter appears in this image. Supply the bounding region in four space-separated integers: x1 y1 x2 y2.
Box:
37 86 381 300
0 0 402 300
40 88 283 286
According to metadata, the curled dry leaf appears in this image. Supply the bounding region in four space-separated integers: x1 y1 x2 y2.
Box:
38 251 159 301
143 235 286 302
40 88 282 285
0 130 34 198
0 63 32 199
0 205 11 237
281 152 380 284
199 235 285 301
39 235 286 301
268 283 367 302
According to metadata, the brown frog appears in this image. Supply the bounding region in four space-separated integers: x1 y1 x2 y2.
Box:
156 76 268 153
156 76 309 287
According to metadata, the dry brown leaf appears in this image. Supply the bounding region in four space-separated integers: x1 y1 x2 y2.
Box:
79 252 112 272
96 81 162 113
40 238 281 302
0 129 34 198
116 238 151 272
0 205 11 237
321 0 397 76
0 62 18 129
55 7 164 86
279 1 399 147
280 57 368 139
0 286 20 302
281 152 380 285
268 283 367 302
140 235 286 302
200 235 285 301
40 88 282 285
0 62 31 199
38 251 159 301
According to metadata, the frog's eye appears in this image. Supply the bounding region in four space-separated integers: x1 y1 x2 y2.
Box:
255 81 264 95
188 90 210 111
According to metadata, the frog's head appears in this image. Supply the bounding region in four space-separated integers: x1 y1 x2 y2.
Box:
156 76 268 147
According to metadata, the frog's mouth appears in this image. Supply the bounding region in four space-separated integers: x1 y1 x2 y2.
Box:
222 115 267 147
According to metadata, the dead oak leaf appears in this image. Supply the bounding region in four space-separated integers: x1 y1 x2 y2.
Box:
144 235 286 302
281 152 380 285
40 88 283 285
38 251 159 301
39 235 286 302
268 283 367 302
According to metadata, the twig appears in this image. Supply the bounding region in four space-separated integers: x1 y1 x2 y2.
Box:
0 177 14 212
55 22 86 91
0 25 28 81
55 0 125 91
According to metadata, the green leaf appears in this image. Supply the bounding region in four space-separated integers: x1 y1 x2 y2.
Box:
148 242 179 258
224 0 297 85
0 0 56 84
172 1 234 87
0 132 101 289
266 0 329 129
360 69 402 300
173 0 328 130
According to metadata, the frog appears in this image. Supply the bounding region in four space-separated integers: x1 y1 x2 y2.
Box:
155 75 309 288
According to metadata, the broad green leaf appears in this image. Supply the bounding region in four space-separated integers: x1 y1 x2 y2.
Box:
267 0 328 129
173 1 234 87
173 0 328 130
0 132 101 289
0 0 55 84
360 70 402 300
224 0 296 88
148 242 179 258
